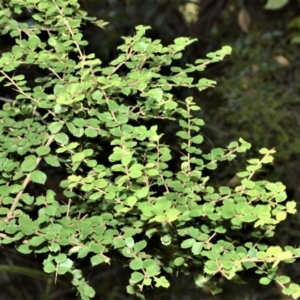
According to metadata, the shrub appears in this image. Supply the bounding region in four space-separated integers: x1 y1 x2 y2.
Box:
0 0 299 299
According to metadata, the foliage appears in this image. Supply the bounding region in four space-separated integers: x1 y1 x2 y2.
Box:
196 0 300 201
264 0 300 44
0 0 300 299
264 0 289 10
206 35 300 163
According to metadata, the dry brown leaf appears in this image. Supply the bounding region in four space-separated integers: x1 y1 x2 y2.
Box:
252 64 259 73
227 175 241 188
274 55 290 66
238 8 251 33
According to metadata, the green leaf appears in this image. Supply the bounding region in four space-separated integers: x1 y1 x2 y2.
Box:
31 170 47 185
176 131 190 140
36 146 51 156
17 244 33 254
73 118 86 127
261 156 274 164
191 135 204 144
9 185 23 194
143 259 160 277
85 127 98 137
57 259 73 275
206 163 217 170
259 148 269 154
241 179 256 189
129 169 143 178
44 156 60 167
181 238 195 249
248 159 259 165
125 237 135 248
48 122 63 134
98 112 113 122
91 255 105 266
276 211 287 221
107 100 119 111
134 240 147 253
121 152 133 166
122 247 134 258
136 187 149 199
160 234 172 245
148 88 163 102
129 258 143 270
277 276 290 284
126 196 137 207
48 37 57 47
28 35 41 49
29 236 46 247
121 87 131 96
82 285 96 298
83 149 93 157
266 246 282 256
109 151 123 162
165 209 180 222
154 276 170 288
174 257 185 266
49 243 60 252
72 152 85 163
192 242 203 255
54 133 69 145
43 262 56 273
264 0 289 10
44 205 58 217
266 183 276 191
260 277 272 285
147 169 159 176
66 123 84 137
205 261 219 272
21 157 37 172
130 271 144 283
21 194 34 205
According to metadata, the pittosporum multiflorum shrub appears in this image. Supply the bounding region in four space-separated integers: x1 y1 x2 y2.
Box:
0 0 299 299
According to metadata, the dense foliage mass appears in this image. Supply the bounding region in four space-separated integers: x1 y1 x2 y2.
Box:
0 0 300 299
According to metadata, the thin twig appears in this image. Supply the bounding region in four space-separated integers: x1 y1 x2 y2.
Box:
0 96 48 123
4 135 55 223
0 96 14 103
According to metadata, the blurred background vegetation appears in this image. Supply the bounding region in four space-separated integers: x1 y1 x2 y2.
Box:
1 0 300 299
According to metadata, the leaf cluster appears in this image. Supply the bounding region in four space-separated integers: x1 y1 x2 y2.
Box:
0 1 299 299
